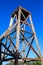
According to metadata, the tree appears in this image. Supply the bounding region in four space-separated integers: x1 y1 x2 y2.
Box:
32 61 41 65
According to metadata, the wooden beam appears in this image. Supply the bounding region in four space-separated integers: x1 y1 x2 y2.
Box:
15 7 21 65
21 58 41 61
26 36 34 57
0 41 1 61
1 58 42 62
1 51 12 56
0 22 17 40
1 42 14 57
21 32 40 58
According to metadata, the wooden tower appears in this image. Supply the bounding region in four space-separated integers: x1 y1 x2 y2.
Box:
0 6 43 65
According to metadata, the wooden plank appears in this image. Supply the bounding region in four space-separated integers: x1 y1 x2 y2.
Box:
21 32 40 58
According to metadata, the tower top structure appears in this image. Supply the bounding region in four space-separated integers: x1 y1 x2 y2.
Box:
11 6 31 21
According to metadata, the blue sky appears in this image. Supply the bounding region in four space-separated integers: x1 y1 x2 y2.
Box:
0 0 43 65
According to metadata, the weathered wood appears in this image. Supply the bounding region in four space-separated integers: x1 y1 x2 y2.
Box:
14 51 18 65
21 32 40 58
0 6 42 65
15 7 21 65
26 36 34 57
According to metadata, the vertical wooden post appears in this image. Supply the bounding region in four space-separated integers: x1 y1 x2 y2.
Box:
14 7 21 65
29 15 43 65
16 7 21 50
29 15 41 56
24 60 26 65
0 41 2 65
14 50 18 65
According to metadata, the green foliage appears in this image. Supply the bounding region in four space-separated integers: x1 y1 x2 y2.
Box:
31 61 41 65
6 62 14 65
6 61 41 65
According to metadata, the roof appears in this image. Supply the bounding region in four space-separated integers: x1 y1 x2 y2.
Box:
11 6 31 21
